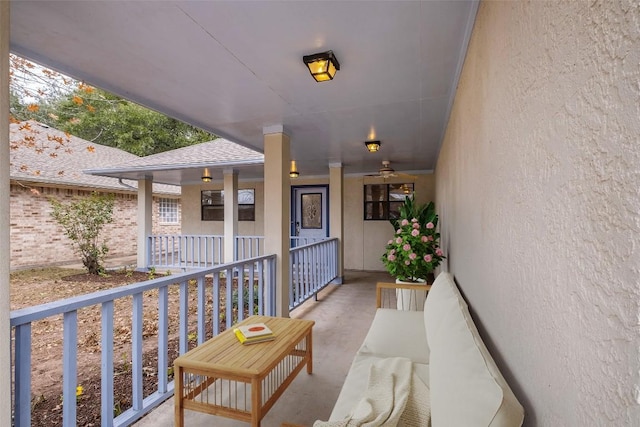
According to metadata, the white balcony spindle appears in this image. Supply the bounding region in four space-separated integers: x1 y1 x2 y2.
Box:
62 310 78 425
158 286 169 393
213 274 221 335
197 276 205 345
225 267 233 328
179 281 188 355
132 293 144 411
14 323 31 427
101 301 115 427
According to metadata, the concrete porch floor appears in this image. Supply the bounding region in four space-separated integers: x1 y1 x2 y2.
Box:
133 270 393 427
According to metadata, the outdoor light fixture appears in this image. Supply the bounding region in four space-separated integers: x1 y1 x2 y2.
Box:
290 160 300 178
201 168 212 183
365 140 381 153
303 50 340 82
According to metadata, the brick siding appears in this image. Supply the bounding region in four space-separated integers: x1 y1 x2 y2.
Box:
10 183 181 270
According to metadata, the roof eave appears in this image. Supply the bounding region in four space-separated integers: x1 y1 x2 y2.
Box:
83 158 265 176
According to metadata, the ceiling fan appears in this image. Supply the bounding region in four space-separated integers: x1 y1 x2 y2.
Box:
365 161 414 180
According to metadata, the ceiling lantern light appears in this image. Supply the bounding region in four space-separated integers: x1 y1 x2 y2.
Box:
365 140 381 153
290 160 300 178
303 50 340 82
201 167 212 183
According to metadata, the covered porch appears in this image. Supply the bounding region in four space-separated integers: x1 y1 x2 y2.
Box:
4 1 638 426
0 0 490 426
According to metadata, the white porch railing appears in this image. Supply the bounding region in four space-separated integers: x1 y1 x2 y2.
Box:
290 236 327 248
235 235 264 260
148 235 327 270
289 238 339 310
148 234 225 269
148 235 337 310
10 255 276 427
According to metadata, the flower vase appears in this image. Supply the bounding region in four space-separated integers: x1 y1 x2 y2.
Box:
396 278 428 311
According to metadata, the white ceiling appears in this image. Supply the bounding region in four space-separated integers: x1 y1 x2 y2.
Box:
10 0 478 181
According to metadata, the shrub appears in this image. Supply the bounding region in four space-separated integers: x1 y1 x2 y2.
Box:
50 192 115 275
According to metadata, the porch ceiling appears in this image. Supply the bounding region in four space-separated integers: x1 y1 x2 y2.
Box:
10 1 478 180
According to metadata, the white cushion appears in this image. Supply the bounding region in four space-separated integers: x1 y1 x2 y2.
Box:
426 273 524 427
424 272 467 344
358 308 429 364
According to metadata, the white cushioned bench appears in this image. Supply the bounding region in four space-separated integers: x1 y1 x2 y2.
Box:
326 272 524 426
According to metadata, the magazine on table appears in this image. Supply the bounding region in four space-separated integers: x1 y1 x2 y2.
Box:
233 322 275 345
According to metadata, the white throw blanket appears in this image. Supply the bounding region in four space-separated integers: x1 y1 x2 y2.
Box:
314 358 430 427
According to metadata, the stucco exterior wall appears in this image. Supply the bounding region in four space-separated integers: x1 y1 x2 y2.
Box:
181 174 435 271
435 1 640 425
10 184 181 269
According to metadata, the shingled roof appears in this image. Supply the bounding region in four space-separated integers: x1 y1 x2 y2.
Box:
10 121 179 195
83 135 265 185
105 138 264 169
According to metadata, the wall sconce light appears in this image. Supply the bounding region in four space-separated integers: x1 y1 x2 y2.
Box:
290 160 300 178
201 168 212 183
365 140 381 153
402 184 412 195
303 50 340 82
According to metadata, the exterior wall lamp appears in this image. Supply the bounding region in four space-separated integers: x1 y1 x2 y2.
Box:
201 168 212 183
290 160 300 178
365 140 381 153
303 50 340 82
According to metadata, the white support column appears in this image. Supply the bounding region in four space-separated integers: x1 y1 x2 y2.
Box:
263 126 290 317
137 178 153 270
223 169 238 262
0 2 11 424
329 163 344 284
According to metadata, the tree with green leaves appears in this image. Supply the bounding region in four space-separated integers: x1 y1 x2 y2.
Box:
10 54 215 157
43 87 215 156
49 193 115 275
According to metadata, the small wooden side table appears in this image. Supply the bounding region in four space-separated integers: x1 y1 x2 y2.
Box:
174 315 315 427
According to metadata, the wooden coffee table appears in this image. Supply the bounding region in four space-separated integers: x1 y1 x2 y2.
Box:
174 315 315 427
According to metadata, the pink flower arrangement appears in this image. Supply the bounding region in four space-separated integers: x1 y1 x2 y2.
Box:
381 197 445 282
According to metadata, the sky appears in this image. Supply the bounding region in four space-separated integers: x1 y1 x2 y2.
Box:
10 54 78 104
